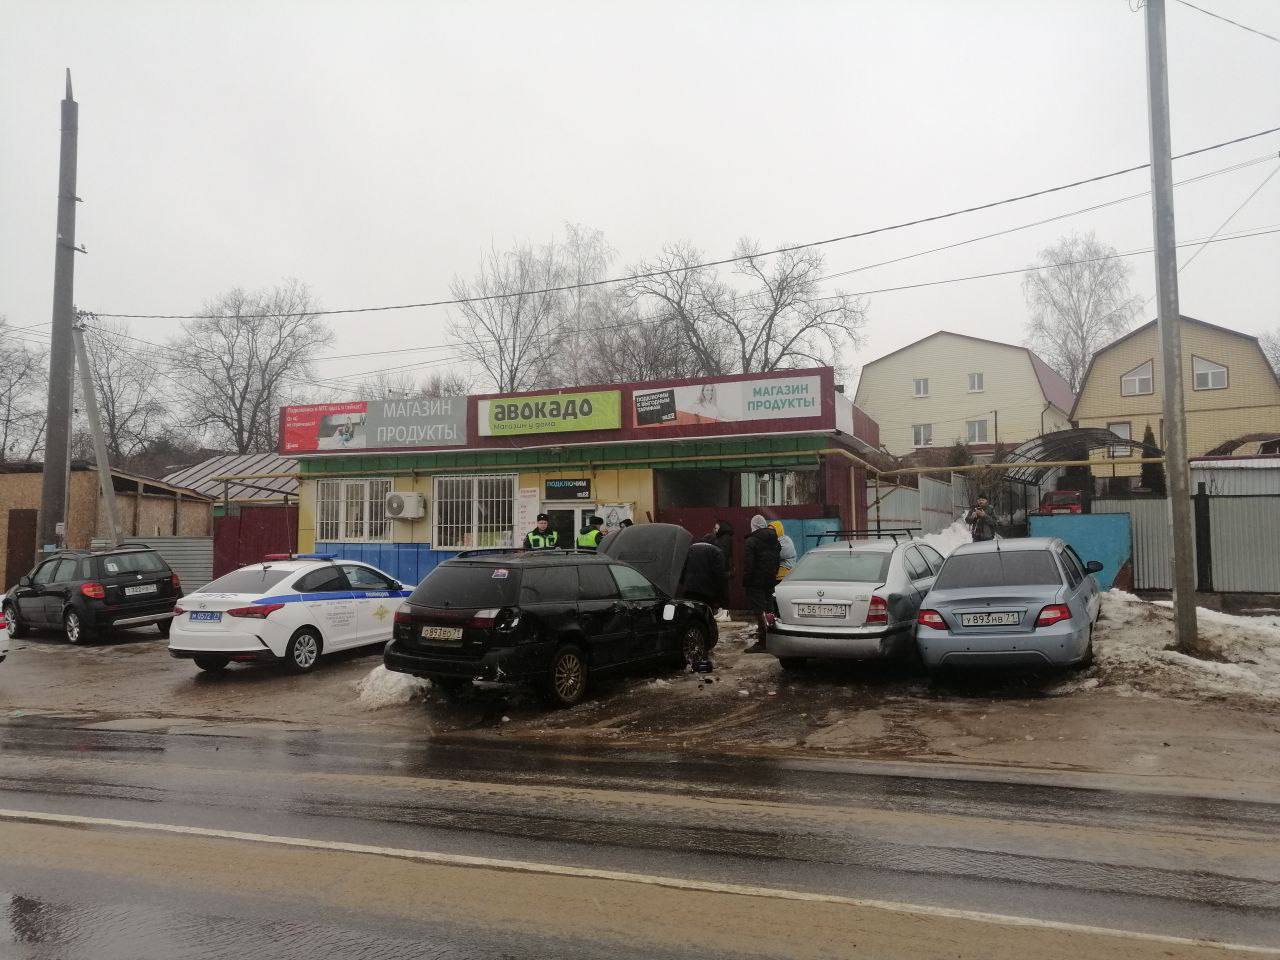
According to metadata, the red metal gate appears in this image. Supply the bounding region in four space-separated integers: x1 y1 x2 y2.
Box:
213 504 299 577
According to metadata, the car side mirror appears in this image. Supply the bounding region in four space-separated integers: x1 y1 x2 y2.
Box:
662 603 676 622
17 576 31 588
1085 561 1104 574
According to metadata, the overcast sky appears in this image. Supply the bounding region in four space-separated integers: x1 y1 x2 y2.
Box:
2 0 1278 393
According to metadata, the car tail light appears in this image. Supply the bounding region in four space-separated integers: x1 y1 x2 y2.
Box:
393 609 412 625
469 608 500 629
171 573 182 591
865 595 888 626
227 603 285 619
1036 604 1072 627
917 609 946 630
80 582 105 600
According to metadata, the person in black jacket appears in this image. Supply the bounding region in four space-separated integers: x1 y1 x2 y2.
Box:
679 541 727 610
741 514 781 653
965 497 998 542
701 520 734 618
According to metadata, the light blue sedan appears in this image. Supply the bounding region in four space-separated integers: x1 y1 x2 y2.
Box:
915 537 1102 671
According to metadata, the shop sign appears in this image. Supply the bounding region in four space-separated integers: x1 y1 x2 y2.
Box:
479 390 621 437
544 478 591 500
632 375 822 429
281 398 468 453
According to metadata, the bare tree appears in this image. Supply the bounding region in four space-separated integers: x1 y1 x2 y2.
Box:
446 243 564 393
80 320 169 460
168 280 334 454
1023 232 1142 393
622 240 867 376
356 368 473 399
0 318 48 462
1261 328 1280 376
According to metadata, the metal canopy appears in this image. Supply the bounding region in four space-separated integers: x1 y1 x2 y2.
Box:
1000 428 1164 484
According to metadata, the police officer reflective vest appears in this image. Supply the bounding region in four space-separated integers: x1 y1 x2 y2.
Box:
524 529 559 550
576 528 603 550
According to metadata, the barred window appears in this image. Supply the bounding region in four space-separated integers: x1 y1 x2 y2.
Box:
433 474 516 550
315 477 392 542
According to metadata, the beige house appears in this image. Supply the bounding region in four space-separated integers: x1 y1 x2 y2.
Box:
853 331 1075 457
1072 315 1280 478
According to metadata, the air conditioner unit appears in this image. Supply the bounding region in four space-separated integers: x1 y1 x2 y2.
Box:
384 490 425 520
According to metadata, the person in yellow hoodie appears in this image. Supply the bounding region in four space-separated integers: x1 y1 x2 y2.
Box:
769 520 797 581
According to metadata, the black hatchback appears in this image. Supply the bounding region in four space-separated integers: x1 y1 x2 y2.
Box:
4 547 182 644
384 524 717 707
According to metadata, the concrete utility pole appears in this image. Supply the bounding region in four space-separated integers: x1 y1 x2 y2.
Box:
1143 0 1199 652
37 69 80 557
72 318 121 547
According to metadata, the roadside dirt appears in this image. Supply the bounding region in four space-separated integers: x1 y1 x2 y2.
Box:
3 621 1279 792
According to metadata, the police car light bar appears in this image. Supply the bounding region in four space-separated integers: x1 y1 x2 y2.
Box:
262 553 336 561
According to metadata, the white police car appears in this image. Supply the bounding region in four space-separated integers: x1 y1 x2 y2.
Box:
168 555 411 673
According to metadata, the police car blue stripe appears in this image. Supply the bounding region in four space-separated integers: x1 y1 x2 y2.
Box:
251 589 413 605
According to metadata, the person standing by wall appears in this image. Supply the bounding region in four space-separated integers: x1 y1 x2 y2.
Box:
522 514 559 550
742 514 781 653
576 515 606 551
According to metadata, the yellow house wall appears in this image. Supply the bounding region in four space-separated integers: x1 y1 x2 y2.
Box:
1075 321 1280 476
854 333 1067 456
297 467 655 551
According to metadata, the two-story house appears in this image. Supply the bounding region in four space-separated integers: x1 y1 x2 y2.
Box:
1072 315 1280 479
853 331 1075 458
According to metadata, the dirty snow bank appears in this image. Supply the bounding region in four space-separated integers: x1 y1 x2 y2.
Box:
354 665 429 709
915 521 971 557
1092 591 1280 704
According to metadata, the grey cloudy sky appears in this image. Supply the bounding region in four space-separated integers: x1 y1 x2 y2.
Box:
3 0 1278 392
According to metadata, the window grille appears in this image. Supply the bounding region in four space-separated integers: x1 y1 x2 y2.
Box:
433 474 517 549
315 477 392 542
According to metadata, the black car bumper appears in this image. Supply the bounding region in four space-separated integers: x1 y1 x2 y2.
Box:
383 638 555 683
168 647 277 663
86 600 178 630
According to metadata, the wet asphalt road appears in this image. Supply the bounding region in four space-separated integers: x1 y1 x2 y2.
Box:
0 718 1277 958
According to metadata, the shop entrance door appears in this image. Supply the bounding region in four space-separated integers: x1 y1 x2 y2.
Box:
545 506 596 550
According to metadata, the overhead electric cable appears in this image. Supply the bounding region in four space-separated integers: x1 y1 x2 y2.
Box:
1174 0 1280 44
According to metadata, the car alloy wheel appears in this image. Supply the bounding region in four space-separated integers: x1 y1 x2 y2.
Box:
286 630 321 673
64 610 86 645
547 644 587 708
3 603 26 639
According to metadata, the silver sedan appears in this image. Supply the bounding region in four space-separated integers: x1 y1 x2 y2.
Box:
765 539 946 670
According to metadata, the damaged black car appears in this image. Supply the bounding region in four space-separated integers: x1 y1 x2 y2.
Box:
383 523 718 707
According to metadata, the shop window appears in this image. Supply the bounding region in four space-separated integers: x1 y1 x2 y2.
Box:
1121 360 1153 396
739 470 819 507
316 478 392 542
433 474 516 550
656 470 731 508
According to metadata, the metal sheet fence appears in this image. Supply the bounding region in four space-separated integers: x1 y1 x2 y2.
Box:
870 485 921 530
921 477 954 534
1208 496 1280 592
1091 498 1180 590
92 535 215 590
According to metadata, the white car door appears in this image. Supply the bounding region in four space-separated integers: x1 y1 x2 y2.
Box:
292 566 360 652
340 563 402 644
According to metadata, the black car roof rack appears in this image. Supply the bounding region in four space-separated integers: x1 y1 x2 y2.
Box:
810 528 921 545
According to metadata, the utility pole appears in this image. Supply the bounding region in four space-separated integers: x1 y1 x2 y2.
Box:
1143 0 1199 652
72 317 121 547
37 69 81 557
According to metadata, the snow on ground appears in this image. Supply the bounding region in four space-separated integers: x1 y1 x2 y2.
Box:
914 520 971 557
1090 590 1280 704
354 665 430 709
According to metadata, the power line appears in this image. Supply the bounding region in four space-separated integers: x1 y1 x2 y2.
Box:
1177 162 1280 272
1174 0 1280 44
90 124 1280 322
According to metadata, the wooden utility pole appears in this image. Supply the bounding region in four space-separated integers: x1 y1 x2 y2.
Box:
1143 0 1199 652
37 70 80 557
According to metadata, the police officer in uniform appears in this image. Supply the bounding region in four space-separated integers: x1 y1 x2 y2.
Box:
576 515 606 551
523 513 559 550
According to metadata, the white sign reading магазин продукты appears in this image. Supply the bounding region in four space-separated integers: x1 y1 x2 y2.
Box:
632 375 822 428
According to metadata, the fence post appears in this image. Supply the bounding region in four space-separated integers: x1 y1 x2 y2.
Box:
1193 482 1212 593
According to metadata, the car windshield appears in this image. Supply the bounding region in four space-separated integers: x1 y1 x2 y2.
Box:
1043 492 1080 504
934 551 1062 589
95 551 168 577
410 564 520 608
198 568 293 594
788 550 891 583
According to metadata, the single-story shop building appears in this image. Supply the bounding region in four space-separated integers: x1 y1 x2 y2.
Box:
285 367 881 608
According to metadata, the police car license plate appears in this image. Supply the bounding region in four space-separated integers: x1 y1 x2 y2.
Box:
124 583 158 596
960 611 1020 627
422 625 464 641
189 611 222 622
796 603 847 618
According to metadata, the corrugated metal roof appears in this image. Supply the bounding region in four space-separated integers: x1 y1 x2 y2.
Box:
1191 458 1280 470
163 453 298 502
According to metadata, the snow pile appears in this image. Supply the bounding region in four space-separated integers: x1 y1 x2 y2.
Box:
1092 591 1280 704
914 521 971 557
354 665 430 709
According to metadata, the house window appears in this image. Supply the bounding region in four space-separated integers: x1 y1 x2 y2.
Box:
1107 422 1131 459
913 378 929 397
1121 360 1153 396
316 478 392 542
913 423 933 447
967 372 984 393
1192 356 1228 390
966 419 989 443
433 474 517 550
